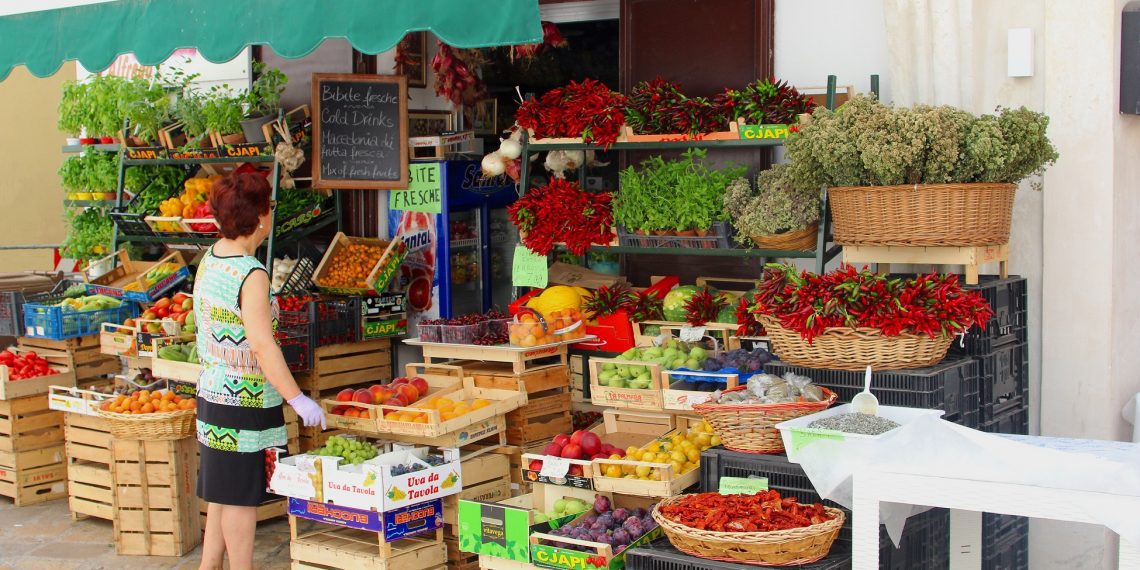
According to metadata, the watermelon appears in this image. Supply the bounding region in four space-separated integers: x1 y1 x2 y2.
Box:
716 305 737 324
662 285 700 321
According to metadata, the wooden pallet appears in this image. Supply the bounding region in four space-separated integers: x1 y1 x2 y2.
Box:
0 394 64 452
18 334 120 383
111 438 201 557
289 515 446 570
297 339 394 395
444 536 479 569
843 243 1010 285
0 444 67 506
443 453 512 530
64 413 114 520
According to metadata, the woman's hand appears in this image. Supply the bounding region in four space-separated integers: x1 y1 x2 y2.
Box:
287 394 327 429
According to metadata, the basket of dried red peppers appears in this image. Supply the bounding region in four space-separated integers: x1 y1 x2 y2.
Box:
652 491 844 566
751 264 994 371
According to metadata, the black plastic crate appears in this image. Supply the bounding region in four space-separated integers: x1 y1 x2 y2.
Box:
699 447 950 566
626 537 852 570
948 276 1028 357
278 325 313 372
981 405 1029 435
976 342 1028 421
983 527 1029 570
313 296 361 346
274 239 324 296
765 358 979 422
0 290 26 337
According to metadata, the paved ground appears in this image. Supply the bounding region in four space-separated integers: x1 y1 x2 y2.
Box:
0 496 293 569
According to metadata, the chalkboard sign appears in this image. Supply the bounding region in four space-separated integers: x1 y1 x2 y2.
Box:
312 74 409 190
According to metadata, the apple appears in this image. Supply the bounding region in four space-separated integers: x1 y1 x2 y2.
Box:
552 433 571 448
601 443 616 455
141 310 157 320
392 377 410 386
560 443 583 460
569 429 588 446
353 389 373 405
368 385 387 401
529 459 543 471
568 464 584 477
579 432 602 457
394 384 420 404
336 388 355 402
543 442 563 457
409 377 429 397
590 453 609 460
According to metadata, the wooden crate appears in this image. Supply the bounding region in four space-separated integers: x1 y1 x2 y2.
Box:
0 444 67 506
443 452 512 530
289 514 446 570
587 358 665 412
843 243 1010 285
64 413 114 520
461 362 570 395
0 394 65 452
111 437 201 557
505 389 572 446
18 334 120 384
405 339 570 375
200 497 287 526
445 536 480 569
297 339 394 395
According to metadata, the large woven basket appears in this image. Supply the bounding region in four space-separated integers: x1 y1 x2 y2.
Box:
691 386 837 454
757 315 952 371
750 223 818 251
652 499 845 566
828 183 1016 246
95 408 196 440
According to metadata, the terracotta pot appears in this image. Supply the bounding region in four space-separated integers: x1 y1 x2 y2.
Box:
127 136 149 147
221 133 247 145
695 229 710 237
635 229 649 236
676 229 697 236
652 230 670 236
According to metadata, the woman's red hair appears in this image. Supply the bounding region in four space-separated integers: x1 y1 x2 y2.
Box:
210 173 271 239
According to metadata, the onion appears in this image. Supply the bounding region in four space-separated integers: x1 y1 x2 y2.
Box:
499 138 522 160
482 151 506 177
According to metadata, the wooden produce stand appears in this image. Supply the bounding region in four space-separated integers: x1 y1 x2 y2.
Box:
110 437 201 556
843 243 1010 285
295 338 394 451
459 361 573 450
404 338 580 375
49 384 117 520
0 390 68 506
289 510 447 570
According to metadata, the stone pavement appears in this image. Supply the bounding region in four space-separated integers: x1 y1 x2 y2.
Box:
0 496 293 569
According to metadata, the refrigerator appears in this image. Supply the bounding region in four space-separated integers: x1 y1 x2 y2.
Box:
387 159 518 321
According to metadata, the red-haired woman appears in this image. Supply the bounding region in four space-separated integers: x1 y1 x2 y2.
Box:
192 172 325 570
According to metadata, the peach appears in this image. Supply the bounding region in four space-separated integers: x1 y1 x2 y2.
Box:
394 384 420 404
353 389 373 405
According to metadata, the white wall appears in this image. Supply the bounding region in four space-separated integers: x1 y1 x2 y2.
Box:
775 0 891 102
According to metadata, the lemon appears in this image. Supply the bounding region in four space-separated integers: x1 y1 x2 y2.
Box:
626 445 640 457
635 465 652 478
710 435 722 447
670 450 687 463
605 465 622 478
671 460 685 474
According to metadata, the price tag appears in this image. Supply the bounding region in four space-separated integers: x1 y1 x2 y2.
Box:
512 246 549 288
679 326 706 343
718 476 768 495
539 456 571 478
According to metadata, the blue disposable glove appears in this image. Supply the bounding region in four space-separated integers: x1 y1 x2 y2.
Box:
287 394 326 429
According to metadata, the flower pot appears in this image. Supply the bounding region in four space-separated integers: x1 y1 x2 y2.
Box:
827 183 1016 246
220 132 247 145
240 112 277 143
76 192 94 201
694 229 710 237
99 136 115 144
676 229 697 237
750 223 819 252
100 192 117 201
79 137 97 145
65 137 80 146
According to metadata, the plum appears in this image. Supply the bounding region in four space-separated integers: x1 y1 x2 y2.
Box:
594 495 610 514
631 507 647 519
583 513 599 526
612 528 631 544
623 517 644 536
616 543 629 553
590 520 607 532
596 514 614 529
611 508 630 524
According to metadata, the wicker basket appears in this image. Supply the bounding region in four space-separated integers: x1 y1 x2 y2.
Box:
757 315 953 371
828 182 1016 246
750 223 818 251
96 408 197 440
691 386 837 454
652 499 845 566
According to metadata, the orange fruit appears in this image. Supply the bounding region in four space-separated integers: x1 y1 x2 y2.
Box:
141 403 155 414
162 391 175 401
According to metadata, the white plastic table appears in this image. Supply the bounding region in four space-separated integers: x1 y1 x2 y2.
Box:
851 435 1140 569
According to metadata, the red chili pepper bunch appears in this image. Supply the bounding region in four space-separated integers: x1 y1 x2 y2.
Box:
751 263 994 343
507 179 613 255
624 78 724 136
658 491 833 532
431 42 487 106
0 350 58 381
515 79 627 148
712 79 816 126
630 290 665 322
683 287 728 326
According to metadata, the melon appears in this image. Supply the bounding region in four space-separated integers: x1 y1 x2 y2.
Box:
662 285 700 321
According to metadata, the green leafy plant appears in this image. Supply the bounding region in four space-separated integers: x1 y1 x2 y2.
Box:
118 77 173 143
61 207 114 261
724 164 820 242
84 151 119 193
615 149 746 232
58 156 86 191
202 86 245 135
86 75 130 138
783 93 1058 189
175 90 209 140
58 81 90 136
245 61 288 117
125 165 184 213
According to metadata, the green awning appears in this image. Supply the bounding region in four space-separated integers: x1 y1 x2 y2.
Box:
0 0 542 80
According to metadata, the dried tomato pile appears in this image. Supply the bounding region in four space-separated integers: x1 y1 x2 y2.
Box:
751 263 994 343
507 179 613 255
658 491 833 532
515 79 627 148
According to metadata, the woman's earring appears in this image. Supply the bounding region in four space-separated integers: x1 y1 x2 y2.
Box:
259 224 264 229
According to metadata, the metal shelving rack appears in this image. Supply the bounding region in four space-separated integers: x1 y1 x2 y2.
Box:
516 76 858 273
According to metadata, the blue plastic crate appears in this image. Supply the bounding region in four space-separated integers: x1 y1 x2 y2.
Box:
22 301 139 340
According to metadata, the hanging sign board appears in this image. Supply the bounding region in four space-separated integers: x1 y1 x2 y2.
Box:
312 73 409 190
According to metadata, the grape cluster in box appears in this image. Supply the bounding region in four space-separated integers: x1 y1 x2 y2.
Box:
269 440 463 512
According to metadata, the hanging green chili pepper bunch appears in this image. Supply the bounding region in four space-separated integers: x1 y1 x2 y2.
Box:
751 263 993 343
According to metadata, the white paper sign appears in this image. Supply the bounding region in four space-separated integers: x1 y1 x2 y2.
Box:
679 326 706 343
539 456 571 478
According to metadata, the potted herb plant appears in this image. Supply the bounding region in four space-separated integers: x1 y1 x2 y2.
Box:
58 81 89 145
202 86 247 145
240 62 288 143
88 75 129 143
175 89 210 147
724 164 821 251
119 77 173 147
783 94 1057 247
